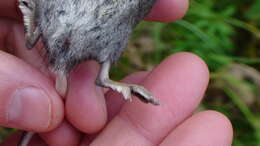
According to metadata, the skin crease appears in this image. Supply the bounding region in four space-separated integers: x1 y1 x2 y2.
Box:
0 0 233 146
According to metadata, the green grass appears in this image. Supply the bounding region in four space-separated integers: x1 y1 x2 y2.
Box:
114 0 260 145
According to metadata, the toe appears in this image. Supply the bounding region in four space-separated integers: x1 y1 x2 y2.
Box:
121 87 132 101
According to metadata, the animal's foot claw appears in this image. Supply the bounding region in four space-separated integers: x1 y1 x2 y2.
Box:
119 86 132 102
114 84 160 105
130 85 160 105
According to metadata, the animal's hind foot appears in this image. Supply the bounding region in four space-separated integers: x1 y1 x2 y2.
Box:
98 80 160 105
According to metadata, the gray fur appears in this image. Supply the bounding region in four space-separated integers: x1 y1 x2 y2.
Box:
18 1 158 145
31 0 156 73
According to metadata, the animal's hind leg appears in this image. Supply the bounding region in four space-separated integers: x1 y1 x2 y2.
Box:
96 61 160 105
19 0 41 49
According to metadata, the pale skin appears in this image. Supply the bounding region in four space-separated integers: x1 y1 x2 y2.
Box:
0 0 233 145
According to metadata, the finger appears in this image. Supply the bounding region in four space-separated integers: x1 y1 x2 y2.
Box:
11 24 47 72
146 0 189 22
0 132 46 146
160 111 233 146
79 72 149 145
0 0 21 20
40 121 82 146
0 19 50 77
0 19 15 52
66 61 107 133
4 21 50 76
0 51 63 132
89 52 209 146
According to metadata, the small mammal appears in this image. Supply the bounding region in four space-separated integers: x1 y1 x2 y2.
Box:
18 0 159 145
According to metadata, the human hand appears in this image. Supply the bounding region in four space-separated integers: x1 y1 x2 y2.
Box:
0 0 233 145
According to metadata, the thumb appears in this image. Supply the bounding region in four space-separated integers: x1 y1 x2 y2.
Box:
0 51 64 132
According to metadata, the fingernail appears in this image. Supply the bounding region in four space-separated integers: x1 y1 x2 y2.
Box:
7 87 51 131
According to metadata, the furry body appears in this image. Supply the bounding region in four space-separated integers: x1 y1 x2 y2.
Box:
18 1 159 145
35 0 156 73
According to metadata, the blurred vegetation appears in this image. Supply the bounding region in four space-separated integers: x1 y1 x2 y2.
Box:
112 0 260 145
0 0 259 145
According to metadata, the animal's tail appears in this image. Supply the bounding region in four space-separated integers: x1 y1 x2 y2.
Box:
17 131 34 146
